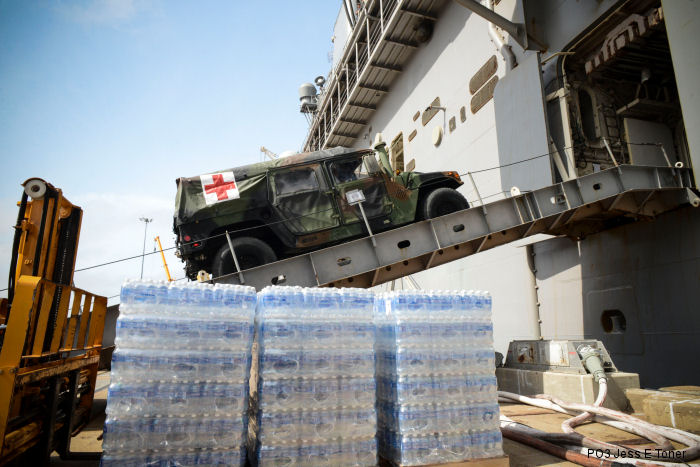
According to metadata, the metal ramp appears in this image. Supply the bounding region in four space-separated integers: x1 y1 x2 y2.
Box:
215 165 698 291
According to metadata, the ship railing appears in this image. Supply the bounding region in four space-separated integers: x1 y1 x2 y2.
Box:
305 0 429 151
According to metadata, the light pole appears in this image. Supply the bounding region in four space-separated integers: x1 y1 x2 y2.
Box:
139 217 153 279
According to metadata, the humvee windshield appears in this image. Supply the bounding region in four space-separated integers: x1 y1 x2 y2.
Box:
329 154 380 184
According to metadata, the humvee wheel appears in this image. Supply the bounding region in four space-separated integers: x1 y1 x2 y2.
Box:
211 236 277 278
421 187 469 219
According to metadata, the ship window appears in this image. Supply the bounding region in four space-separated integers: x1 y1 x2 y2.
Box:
471 76 498 114
470 55 498 95
408 129 417 142
391 133 404 171
273 167 320 196
460 106 466 122
449 116 456 133
422 97 441 126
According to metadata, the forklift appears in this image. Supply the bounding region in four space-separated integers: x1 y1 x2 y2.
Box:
0 178 107 464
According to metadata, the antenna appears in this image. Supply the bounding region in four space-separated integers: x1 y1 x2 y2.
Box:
260 146 279 160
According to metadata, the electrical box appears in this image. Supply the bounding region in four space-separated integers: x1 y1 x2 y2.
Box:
497 340 638 411
503 339 618 374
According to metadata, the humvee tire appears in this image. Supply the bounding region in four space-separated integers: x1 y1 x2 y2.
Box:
421 187 469 219
211 236 277 278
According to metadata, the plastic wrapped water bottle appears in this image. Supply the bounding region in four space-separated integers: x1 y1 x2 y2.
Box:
101 448 244 467
375 290 502 465
254 286 377 467
119 279 156 315
105 280 255 466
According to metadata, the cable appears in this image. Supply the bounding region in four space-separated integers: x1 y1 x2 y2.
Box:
499 390 700 462
74 250 171 273
69 204 346 275
0 206 341 289
464 139 668 176
177 142 587 246
460 138 674 206
1 139 670 289
466 145 576 175
0 141 671 299
0 142 636 289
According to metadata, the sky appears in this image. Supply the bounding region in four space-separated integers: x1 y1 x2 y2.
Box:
0 0 342 304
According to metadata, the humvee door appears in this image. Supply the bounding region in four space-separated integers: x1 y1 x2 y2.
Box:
327 153 392 225
269 163 340 235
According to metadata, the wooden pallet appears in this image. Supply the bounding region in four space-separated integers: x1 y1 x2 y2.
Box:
378 455 509 467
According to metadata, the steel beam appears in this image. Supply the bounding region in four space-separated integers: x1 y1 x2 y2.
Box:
216 166 697 291
338 117 369 126
358 82 390 93
348 101 377 110
453 0 527 49
385 37 419 48
370 61 402 72
400 7 437 20
333 131 359 139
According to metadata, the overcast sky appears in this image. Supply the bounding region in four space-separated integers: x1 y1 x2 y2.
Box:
0 0 341 303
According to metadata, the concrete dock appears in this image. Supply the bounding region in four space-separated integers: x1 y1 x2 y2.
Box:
46 370 699 466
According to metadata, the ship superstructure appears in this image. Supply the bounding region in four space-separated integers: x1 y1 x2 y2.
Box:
300 0 700 388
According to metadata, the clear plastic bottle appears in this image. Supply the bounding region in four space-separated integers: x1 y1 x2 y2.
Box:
375 289 502 464
105 280 255 466
254 286 378 467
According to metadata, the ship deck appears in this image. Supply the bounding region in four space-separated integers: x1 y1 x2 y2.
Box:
47 371 699 466
500 402 699 466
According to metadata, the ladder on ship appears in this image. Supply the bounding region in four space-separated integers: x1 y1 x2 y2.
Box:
214 165 698 291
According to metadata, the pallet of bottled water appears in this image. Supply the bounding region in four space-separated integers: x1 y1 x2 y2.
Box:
375 290 503 466
102 280 256 467
252 286 377 467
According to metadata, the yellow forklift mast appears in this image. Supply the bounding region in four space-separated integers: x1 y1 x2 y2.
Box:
0 178 107 464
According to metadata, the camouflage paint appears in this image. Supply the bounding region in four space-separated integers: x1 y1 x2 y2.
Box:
173 145 462 278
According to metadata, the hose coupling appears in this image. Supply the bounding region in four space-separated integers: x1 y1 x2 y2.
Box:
577 344 606 382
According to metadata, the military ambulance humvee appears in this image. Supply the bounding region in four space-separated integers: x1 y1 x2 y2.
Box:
174 140 468 280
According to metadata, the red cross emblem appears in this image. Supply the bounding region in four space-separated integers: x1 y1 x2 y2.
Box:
200 171 239 205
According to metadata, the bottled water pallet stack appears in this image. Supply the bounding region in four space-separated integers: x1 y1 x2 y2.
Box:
103 280 256 467
253 286 378 467
375 291 504 467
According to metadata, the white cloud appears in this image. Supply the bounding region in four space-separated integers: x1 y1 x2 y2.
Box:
0 191 186 305
71 191 185 302
55 0 146 25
